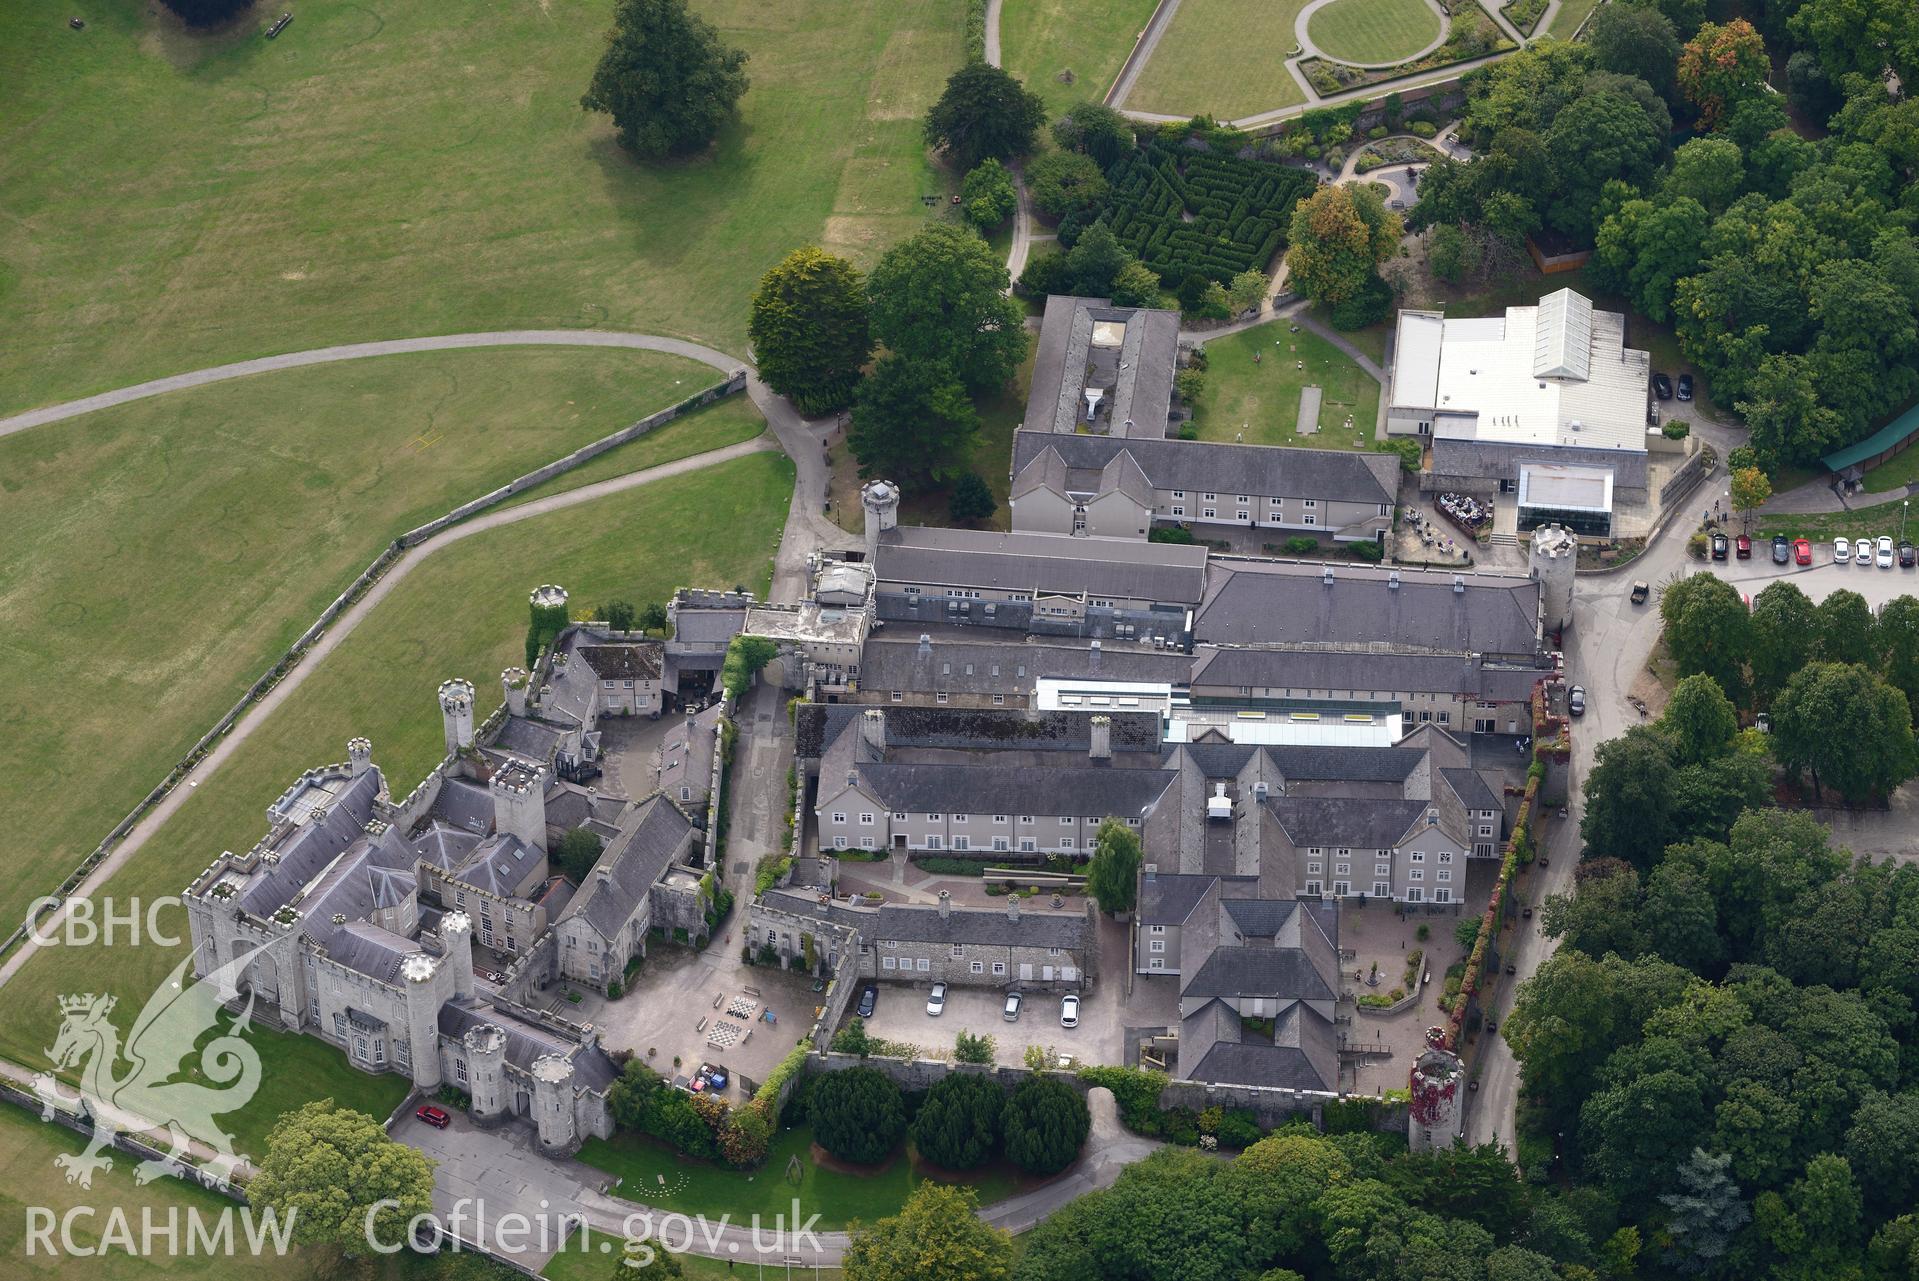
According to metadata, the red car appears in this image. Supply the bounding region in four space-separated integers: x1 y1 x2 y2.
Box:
1794 538 1813 565
1735 533 1752 559
416 1105 451 1129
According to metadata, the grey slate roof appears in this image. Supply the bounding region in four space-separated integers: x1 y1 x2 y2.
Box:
1265 795 1427 849
560 795 692 941
580 644 663 680
451 834 541 897
1138 872 1236 926
855 761 1176 819
1440 767 1503 813
1184 945 1340 1002
799 704 1162 760
438 1002 619 1094
1183 1003 1338 1091
858 635 1194 699
1010 428 1399 506
1194 560 1541 654
1025 295 1181 439
875 526 1208 605
492 716 570 765
764 890 1091 951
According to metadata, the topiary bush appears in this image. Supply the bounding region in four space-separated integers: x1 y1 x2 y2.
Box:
809 1067 906 1164
911 1074 1005 1170
1000 1078 1091 1175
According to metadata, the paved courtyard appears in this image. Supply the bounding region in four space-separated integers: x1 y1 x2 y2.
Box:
844 980 1122 1069
555 937 824 1096
596 714 677 801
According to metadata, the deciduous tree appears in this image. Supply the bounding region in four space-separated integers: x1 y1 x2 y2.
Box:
1050 101 1134 166
1285 184 1402 307
580 0 749 161
1773 661 1919 802
1661 572 1753 705
556 826 606 883
749 248 871 416
924 63 1046 171
1025 151 1109 220
1581 725 1677 869
867 223 1026 393
1586 2 1682 100
843 1183 1012 1281
1086 818 1142 915
1816 589 1877 667
1678 19 1771 129
961 158 1019 230
249 1100 435 1249
847 355 979 486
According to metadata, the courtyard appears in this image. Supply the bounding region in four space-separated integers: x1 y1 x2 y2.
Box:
1189 318 1382 450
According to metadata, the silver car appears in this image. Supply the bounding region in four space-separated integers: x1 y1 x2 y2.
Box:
926 982 946 1017
1060 993 1080 1028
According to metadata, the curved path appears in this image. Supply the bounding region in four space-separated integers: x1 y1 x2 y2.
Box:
0 433 779 993
1295 0 1451 72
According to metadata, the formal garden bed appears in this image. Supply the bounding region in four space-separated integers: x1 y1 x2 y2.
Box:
1299 2 1510 96
1353 134 1443 172
1503 0 1550 36
1100 141 1320 285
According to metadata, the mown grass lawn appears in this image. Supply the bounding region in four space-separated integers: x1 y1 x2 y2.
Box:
543 1229 843 1280
1000 0 1165 114
1304 0 1441 65
1 0 964 413
1125 0 1310 119
0 452 794 1076
0 350 757 942
0 1100 459 1281
1756 494 1919 546
1191 319 1382 449
576 1122 1023 1231
1547 0 1605 36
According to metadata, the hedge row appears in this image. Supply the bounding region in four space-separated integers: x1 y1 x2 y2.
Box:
1100 142 1318 285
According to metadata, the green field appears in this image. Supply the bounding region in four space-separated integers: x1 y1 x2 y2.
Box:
1000 0 1166 113
0 349 760 941
1755 494 1918 546
0 452 794 1074
1125 0 1309 119
1 0 964 414
1305 0 1442 64
1547 0 1606 36
576 1123 1022 1230
1190 319 1382 448
544 1230 843 1281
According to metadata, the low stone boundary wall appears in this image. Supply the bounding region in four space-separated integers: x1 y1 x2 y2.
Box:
2 373 746 962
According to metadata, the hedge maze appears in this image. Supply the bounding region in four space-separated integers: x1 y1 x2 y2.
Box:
1102 143 1320 286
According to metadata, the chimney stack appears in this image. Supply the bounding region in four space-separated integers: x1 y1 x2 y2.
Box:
1453 574 1466 594
938 890 951 920
918 632 932 656
1089 639 1102 671
1007 893 1020 922
1089 714 1113 762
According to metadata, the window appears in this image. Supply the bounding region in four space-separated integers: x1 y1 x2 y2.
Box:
884 939 898 948
992 694 1005 705
1149 925 1165 934
1061 837 1075 849
1438 851 1454 864
1203 492 1217 501
1307 847 1321 856
1150 957 1164 970
927 836 944 850
1303 513 1316 526
936 692 949 704
992 962 1007 975
1303 499 1317 508
970 961 985 974
1060 817 1074 826
993 815 1008 824
860 836 875 850
882 956 896 970
1410 851 1425 862
1373 881 1391 897
951 944 964 959
1020 839 1036 852
859 812 875 825
952 813 967 824
831 812 847 825
992 837 1008 851
1407 887 1425 903
953 836 969 850
1202 508 1217 519
1475 843 1496 857
1437 869 1452 882
1436 711 1450 725
1170 506 1185 517
891 690 903 703
1172 490 1185 499
1375 862 1391 876
1335 862 1351 875
1435 888 1452 903
1307 862 1322 875
1478 825 1494 838
894 811 908 821
928 813 942 821
1149 939 1165 953
1305 881 1322 896
1333 881 1351 896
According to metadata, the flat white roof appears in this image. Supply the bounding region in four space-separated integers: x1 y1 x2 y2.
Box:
1392 290 1650 454
1517 462 1614 513
1165 709 1404 747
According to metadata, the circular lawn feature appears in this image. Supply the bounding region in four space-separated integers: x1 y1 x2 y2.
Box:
1305 0 1444 66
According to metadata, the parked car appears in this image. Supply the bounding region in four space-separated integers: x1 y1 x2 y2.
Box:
1003 991 1023 1022
1630 580 1650 604
1880 535 1896 568
1711 532 1729 560
1653 372 1674 400
926 982 946 1017
1736 533 1752 559
1756 712 1772 733
1568 685 1586 717
416 1105 451 1129
1677 373 1694 402
856 986 877 1018
1060 993 1080 1028
1858 537 1875 565
1771 534 1790 564
1836 536 1852 563
1903 541 1916 568
1795 538 1813 565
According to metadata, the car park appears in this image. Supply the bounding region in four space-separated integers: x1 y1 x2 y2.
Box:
1880 535 1896 568
1711 532 1729 560
857 986 877 1018
1568 685 1586 717
416 1105 451 1129
1736 533 1751 559
1653 372 1673 400
1771 534 1790 564
1003 992 1023 1022
1795 538 1813 565
1677 373 1694 401
926 983 946 1016
1630 580 1650 604
1060 993 1080 1028
1858 537 1875 565
1836 537 1851 563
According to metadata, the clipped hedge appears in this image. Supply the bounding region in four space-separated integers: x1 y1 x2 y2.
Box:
965 0 987 62
1099 141 1319 286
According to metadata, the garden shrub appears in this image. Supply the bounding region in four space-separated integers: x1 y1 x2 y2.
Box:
1410 120 1438 138
955 1030 996 1064
1001 1078 1091 1175
1027 151 1109 220
1283 535 1320 555
1149 525 1197 544
809 1067 906 1164
1176 422 1200 440
1097 141 1319 287
1329 273 1394 330
1214 1109 1263 1149
1076 1065 1167 1131
911 1074 1005 1170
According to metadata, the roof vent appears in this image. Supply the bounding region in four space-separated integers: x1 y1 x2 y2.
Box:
1453 574 1465 594
1207 783 1233 821
1253 781 1269 800
1389 570 1401 591
1322 566 1334 585
1570 420 1582 432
